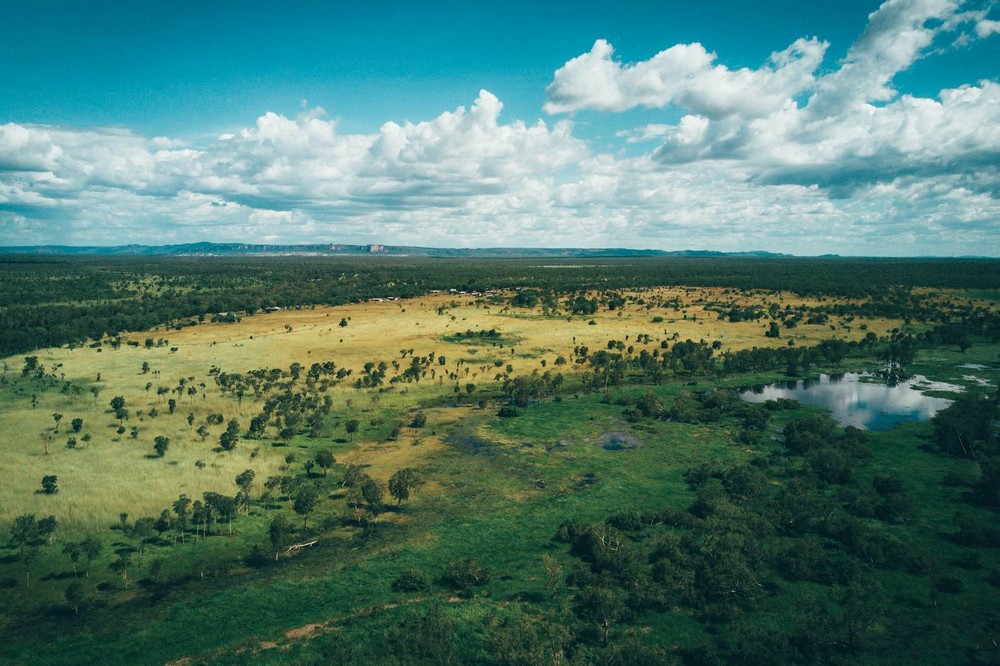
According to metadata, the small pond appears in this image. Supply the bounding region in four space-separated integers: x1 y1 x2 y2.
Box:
739 372 960 431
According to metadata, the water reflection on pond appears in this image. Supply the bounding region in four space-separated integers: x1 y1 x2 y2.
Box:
740 373 960 431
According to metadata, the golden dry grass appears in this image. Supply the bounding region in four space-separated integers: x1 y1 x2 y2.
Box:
0 287 904 528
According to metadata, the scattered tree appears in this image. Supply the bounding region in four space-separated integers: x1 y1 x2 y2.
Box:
269 513 293 561
235 469 256 513
315 450 335 476
131 517 156 558
341 463 365 488
109 552 132 589
64 581 87 615
10 514 40 587
38 514 57 544
80 537 102 577
361 476 385 519
389 468 421 506
41 475 58 494
63 541 82 577
173 495 191 543
293 483 319 528
220 419 240 452
153 435 170 457
154 510 172 540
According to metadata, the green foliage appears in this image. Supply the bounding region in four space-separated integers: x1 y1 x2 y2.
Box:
973 455 1000 506
10 514 40 547
64 581 87 614
574 585 628 644
80 537 102 575
391 569 430 592
783 413 837 454
314 450 335 476
388 603 456 663
359 477 384 516
293 484 319 528
219 419 240 452
109 552 132 589
442 558 491 593
40 475 58 494
510 290 540 308
933 393 999 458
235 469 255 513
153 435 170 457
388 468 420 506
569 295 598 315
268 513 293 560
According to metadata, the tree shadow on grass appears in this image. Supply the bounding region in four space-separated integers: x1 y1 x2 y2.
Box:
40 571 76 582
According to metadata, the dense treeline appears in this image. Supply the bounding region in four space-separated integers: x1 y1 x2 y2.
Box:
2 254 999 356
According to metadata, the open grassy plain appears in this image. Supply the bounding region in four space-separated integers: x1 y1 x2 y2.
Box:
1 271 998 665
0 287 901 528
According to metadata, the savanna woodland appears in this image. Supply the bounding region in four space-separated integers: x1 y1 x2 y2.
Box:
1 254 999 665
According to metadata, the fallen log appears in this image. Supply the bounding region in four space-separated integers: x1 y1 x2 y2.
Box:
285 540 319 553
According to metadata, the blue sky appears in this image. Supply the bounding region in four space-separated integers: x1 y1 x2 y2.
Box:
1 0 998 255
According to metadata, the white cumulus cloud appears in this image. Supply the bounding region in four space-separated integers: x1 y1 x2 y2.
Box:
546 0 1000 203
0 91 587 247
543 37 827 120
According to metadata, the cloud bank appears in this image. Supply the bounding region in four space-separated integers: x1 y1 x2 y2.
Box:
1 0 998 256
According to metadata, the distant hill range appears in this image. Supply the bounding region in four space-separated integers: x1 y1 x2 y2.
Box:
0 242 793 258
